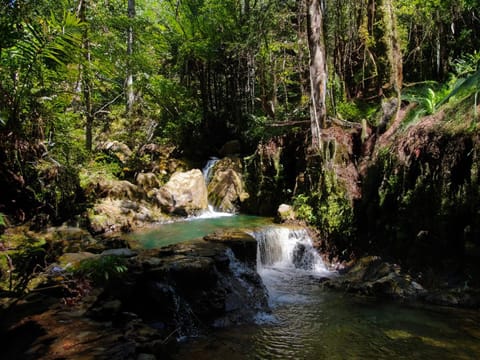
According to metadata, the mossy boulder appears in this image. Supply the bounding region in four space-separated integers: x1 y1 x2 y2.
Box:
276 204 296 223
323 256 427 300
207 157 249 213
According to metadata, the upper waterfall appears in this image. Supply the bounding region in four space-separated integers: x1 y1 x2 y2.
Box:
202 157 219 184
197 157 232 218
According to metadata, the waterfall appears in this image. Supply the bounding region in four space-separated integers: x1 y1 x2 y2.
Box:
252 226 333 306
254 226 329 273
197 157 232 218
202 157 219 184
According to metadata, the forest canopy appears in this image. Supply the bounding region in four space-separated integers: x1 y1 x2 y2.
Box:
0 0 479 223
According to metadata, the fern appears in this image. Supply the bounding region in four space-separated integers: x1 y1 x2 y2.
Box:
6 11 84 129
401 86 440 127
13 11 84 68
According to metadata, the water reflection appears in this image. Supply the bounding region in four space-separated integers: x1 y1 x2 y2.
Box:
174 226 480 360
128 215 272 248
175 290 480 359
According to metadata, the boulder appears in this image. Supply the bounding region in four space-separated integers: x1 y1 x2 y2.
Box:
276 204 295 223
153 169 208 216
97 140 132 164
136 172 160 192
207 157 249 213
88 178 140 201
101 248 137 258
44 226 102 253
88 199 165 234
125 237 269 335
58 252 98 269
204 230 258 267
323 256 427 300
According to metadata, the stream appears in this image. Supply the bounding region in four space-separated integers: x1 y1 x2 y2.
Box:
129 216 480 359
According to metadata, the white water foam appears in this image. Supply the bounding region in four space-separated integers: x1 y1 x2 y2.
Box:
195 205 233 219
252 226 335 307
254 227 331 274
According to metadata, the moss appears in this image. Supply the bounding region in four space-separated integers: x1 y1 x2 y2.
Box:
293 167 355 250
356 129 480 270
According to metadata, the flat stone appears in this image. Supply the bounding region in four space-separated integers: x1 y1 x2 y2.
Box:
101 248 137 258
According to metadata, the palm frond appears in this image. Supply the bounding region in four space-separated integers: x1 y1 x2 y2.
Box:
11 11 84 69
437 68 480 107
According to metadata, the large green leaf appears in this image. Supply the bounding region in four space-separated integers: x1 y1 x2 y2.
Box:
438 67 480 106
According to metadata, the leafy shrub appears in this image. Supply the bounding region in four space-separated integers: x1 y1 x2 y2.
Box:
1 238 49 294
73 255 127 286
293 193 317 224
336 100 377 122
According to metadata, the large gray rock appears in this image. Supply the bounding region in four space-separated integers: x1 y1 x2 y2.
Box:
207 157 249 213
276 204 295 223
154 169 208 216
97 140 132 164
323 256 427 300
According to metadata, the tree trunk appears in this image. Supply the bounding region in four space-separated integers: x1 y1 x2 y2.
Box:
296 0 309 100
381 0 402 98
126 0 135 114
77 0 94 152
307 0 327 150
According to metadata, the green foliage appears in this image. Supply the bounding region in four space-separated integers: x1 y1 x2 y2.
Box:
316 172 355 238
73 255 127 286
452 51 480 77
293 194 317 224
0 236 48 294
1 10 84 131
92 153 124 179
401 82 452 127
402 86 437 115
293 171 355 240
336 100 378 122
439 68 480 121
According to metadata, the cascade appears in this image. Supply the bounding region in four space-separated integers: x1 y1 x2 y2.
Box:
198 157 232 218
254 226 330 274
202 157 219 184
251 226 333 306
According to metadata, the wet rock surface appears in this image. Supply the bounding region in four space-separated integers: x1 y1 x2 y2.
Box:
323 256 427 300
322 255 480 307
1 230 269 359
127 233 268 333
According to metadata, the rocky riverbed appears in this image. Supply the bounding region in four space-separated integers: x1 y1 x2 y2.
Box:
0 230 269 359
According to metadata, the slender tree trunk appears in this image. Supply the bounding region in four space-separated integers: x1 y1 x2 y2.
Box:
126 0 135 114
381 0 403 97
77 0 94 152
307 0 327 150
297 0 308 100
